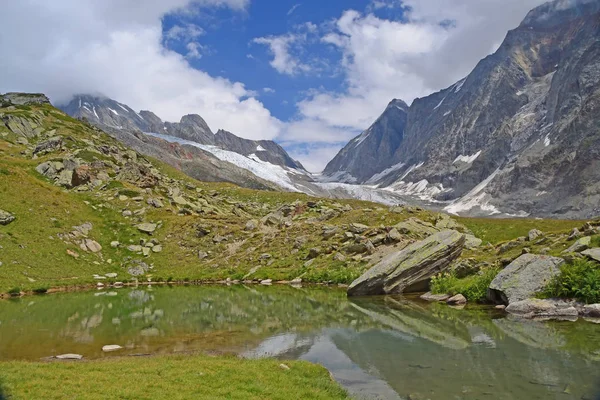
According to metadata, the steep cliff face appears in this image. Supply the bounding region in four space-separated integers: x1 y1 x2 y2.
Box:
324 0 600 219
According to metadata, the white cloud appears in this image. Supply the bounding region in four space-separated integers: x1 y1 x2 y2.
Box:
252 34 311 76
0 0 281 141
287 3 302 16
297 0 547 133
164 23 205 42
263 87 276 93
185 42 204 59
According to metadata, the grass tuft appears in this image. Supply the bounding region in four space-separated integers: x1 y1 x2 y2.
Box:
542 259 600 304
431 267 500 302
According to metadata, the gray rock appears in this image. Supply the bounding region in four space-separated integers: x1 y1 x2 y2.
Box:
349 223 369 234
447 294 467 305
290 278 302 285
198 251 208 260
245 219 259 231
394 218 438 237
562 236 591 254
568 228 581 241
260 279 273 285
126 260 150 276
583 304 600 318
581 248 600 262
136 223 157 234
105 273 118 278
387 228 403 242
505 299 579 320
0 209 16 226
420 292 451 302
110 241 120 248
147 198 164 208
464 234 483 249
84 239 102 253
127 245 143 253
56 170 74 188
488 254 564 305
528 229 543 241
152 245 162 253
347 230 465 296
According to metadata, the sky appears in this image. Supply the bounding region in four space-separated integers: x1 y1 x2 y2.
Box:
0 0 548 172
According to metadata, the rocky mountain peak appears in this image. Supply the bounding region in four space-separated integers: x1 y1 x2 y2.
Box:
521 0 600 28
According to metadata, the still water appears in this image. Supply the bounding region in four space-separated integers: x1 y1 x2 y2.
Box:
0 285 599 399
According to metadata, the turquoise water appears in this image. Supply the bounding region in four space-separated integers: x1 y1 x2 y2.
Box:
0 285 599 399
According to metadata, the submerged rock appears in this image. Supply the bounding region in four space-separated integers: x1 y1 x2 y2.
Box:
420 292 451 302
347 230 465 296
488 254 563 305
447 294 467 305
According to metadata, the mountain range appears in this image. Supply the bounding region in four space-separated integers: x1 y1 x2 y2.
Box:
55 0 600 219
324 0 600 219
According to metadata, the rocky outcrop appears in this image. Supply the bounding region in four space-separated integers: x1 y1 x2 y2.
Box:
582 248 600 262
488 254 564 305
347 230 465 296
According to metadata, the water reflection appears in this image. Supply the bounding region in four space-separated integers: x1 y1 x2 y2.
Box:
0 286 599 399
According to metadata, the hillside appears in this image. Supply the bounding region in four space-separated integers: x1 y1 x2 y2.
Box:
0 93 594 296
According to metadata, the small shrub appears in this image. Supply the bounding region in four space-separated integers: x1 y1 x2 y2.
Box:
33 287 48 294
118 189 141 198
591 235 600 248
431 267 500 303
105 181 124 190
542 259 600 304
0 168 10 176
8 287 21 296
167 277 174 283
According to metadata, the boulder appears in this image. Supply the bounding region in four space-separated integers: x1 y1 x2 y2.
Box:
347 230 465 296
568 228 582 241
102 345 123 352
582 248 600 263
562 236 591 254
84 239 102 253
136 223 157 234
348 223 369 234
147 198 164 208
0 209 15 226
488 254 564 305
447 294 467 305
505 299 578 320
527 229 543 241
583 304 600 318
56 170 74 188
245 219 258 231
464 234 483 249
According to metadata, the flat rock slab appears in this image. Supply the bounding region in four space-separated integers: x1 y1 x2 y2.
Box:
55 354 83 360
102 345 123 352
488 254 563 305
506 299 578 320
582 248 600 262
136 223 157 234
420 292 451 302
348 230 465 296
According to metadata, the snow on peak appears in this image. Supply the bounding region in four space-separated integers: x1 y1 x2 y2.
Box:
444 168 501 215
454 79 466 93
544 135 551 147
108 107 119 116
256 145 266 152
365 162 406 185
352 128 372 148
115 103 129 113
453 150 482 164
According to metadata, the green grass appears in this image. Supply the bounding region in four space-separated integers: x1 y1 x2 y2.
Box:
0 354 348 400
431 267 501 302
456 217 583 244
542 259 600 303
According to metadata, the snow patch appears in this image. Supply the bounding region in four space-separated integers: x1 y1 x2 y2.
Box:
353 128 372 148
453 150 481 164
256 145 266 152
313 182 406 206
454 79 466 93
365 162 406 184
144 131 302 191
444 168 501 215
395 105 406 112
108 107 119 116
384 180 445 202
433 97 445 110
443 111 451 116
92 106 99 119
116 103 129 113
318 171 358 184
544 135 550 147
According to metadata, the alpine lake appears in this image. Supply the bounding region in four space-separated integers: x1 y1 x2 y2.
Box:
1 285 599 400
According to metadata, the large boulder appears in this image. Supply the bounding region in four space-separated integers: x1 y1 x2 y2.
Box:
393 218 438 238
582 248 600 262
487 254 564 305
347 230 465 296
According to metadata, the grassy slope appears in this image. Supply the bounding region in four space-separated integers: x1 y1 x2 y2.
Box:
0 102 589 294
0 355 348 400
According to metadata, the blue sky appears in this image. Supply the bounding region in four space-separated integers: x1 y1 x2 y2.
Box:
0 0 547 171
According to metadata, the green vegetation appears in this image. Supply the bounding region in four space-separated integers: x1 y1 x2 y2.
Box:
456 217 583 244
431 267 501 302
542 259 600 303
0 355 348 400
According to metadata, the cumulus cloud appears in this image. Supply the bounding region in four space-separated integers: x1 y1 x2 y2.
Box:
0 0 281 140
295 0 547 133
